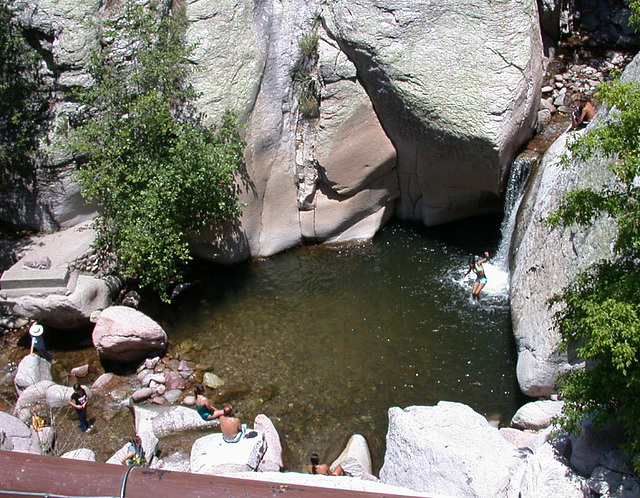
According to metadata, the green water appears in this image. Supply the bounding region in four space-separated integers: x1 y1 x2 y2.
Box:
148 217 528 472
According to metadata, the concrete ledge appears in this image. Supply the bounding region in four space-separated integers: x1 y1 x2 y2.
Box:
1 266 70 290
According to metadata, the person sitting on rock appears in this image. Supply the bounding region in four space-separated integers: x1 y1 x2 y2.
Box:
572 95 595 129
121 435 146 466
307 453 343 476
217 404 245 443
194 384 222 421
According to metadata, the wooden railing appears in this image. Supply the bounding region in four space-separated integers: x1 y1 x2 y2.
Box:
0 451 412 498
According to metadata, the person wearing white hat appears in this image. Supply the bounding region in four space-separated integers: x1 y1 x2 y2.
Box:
29 323 52 361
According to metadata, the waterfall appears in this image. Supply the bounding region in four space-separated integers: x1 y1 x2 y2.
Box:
494 151 537 271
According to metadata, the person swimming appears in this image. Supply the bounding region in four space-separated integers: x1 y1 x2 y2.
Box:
467 252 490 301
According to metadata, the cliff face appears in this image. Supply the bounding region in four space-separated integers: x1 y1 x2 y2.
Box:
2 0 542 261
509 52 640 397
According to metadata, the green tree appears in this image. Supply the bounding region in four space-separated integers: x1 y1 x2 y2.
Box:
71 4 243 299
0 0 47 184
548 77 640 471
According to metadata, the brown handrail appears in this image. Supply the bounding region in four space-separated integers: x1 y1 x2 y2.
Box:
0 451 412 498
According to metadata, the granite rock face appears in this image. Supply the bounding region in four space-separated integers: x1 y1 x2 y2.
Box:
3 0 542 262
509 53 640 397
323 0 542 227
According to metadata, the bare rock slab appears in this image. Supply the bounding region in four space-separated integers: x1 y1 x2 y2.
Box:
379 402 526 497
190 432 266 475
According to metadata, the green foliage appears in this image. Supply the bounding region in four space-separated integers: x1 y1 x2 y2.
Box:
0 0 47 183
70 3 243 300
549 76 640 471
628 1 640 32
550 80 640 258
294 33 320 119
295 72 319 118
298 33 319 56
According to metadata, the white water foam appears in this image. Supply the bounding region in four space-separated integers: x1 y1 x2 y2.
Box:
454 261 509 299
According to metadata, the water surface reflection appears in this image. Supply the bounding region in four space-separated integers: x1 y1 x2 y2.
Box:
149 218 527 472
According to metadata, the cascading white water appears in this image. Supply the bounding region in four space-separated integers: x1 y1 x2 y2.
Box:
471 152 536 298
494 153 535 270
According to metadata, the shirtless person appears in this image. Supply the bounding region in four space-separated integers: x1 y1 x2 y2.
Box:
572 95 595 129
218 404 244 443
307 453 344 476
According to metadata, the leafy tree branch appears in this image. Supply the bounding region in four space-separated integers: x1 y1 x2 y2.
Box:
70 3 243 300
547 69 640 472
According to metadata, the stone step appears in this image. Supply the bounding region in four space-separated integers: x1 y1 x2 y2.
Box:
0 266 70 290
0 286 69 299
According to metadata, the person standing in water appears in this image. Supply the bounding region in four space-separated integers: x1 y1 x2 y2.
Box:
467 252 490 301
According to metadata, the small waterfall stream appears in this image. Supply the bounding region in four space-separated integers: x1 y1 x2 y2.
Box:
475 151 535 298
495 152 536 270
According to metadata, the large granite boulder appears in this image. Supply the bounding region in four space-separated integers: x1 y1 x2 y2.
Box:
254 414 283 472
133 404 219 438
0 411 42 454
510 399 564 431
518 440 587 497
330 433 375 480
92 306 167 363
15 381 89 422
379 402 526 496
14 380 56 422
323 0 542 227
190 431 267 475
379 402 595 497
14 355 52 393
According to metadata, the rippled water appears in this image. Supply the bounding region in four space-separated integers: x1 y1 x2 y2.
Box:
147 217 528 472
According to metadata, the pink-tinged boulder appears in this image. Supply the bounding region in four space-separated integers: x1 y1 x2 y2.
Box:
165 371 186 391
254 414 283 472
70 364 89 378
92 306 167 363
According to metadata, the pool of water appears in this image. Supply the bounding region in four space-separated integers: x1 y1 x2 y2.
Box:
146 217 528 472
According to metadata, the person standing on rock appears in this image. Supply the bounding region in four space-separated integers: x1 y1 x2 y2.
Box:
28 322 53 361
68 383 91 432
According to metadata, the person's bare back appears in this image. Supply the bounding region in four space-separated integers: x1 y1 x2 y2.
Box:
220 414 241 439
218 405 242 440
